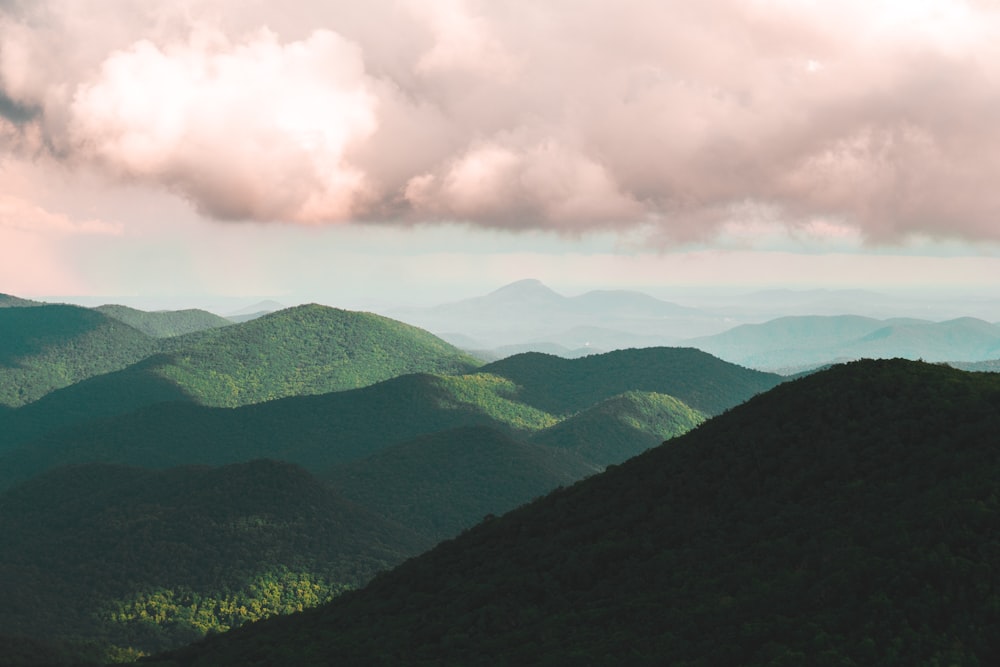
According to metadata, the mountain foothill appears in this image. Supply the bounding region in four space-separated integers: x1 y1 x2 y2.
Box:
1 286 999 665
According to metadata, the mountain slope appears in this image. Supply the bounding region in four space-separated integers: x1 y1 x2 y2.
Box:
151 303 481 407
0 293 42 308
0 372 557 490
480 346 782 416
0 304 482 450
95 304 233 338
155 360 1000 666
0 460 430 658
530 390 706 466
325 426 599 542
0 305 157 407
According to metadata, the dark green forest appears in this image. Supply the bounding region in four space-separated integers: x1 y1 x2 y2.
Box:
0 300 784 663
0 460 430 659
150 360 1000 666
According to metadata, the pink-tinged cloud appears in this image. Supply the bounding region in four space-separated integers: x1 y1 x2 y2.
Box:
1 0 999 241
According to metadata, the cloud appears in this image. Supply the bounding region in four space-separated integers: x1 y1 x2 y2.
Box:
2 0 1000 241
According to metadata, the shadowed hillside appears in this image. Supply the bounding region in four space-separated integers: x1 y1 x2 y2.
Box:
0 460 430 659
0 372 555 490
325 426 599 542
481 346 782 415
153 360 1000 666
0 305 157 407
0 348 768 491
0 304 481 450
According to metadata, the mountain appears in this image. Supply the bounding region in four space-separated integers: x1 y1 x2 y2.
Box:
325 426 599 543
0 304 481 449
0 372 557 490
0 348 768 488
688 314 1000 371
480 347 783 416
151 359 1000 666
390 279 729 349
0 293 42 308
0 304 157 407
0 460 430 659
94 304 234 338
149 304 481 407
529 390 706 466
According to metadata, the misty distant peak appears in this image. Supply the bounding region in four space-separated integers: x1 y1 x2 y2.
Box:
487 279 563 301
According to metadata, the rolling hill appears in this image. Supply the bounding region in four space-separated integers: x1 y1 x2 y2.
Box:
529 390 706 466
0 348 773 490
325 425 600 542
0 304 158 407
0 372 555 490
0 304 482 450
152 359 1000 666
0 460 431 659
0 293 42 308
94 305 234 338
480 346 783 416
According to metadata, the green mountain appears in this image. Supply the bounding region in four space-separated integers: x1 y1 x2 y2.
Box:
0 305 157 407
530 390 706 466
480 346 782 416
153 360 1000 666
149 304 481 407
0 348 763 491
95 305 234 338
0 304 481 450
325 426 599 542
0 460 430 659
0 372 556 490
0 293 42 308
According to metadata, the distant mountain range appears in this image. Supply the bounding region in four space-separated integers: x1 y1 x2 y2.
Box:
688 314 1000 372
389 280 1000 370
151 359 1000 666
390 278 732 349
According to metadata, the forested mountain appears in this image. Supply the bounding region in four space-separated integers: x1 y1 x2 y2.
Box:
0 460 430 660
0 372 555 490
153 360 1000 666
529 390 705 466
0 304 481 450
0 305 158 407
688 314 1000 371
480 347 782 416
0 293 42 308
148 304 482 407
0 348 770 491
95 305 233 338
325 426 599 542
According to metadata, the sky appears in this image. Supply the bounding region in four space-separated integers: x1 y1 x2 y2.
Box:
1 0 999 311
